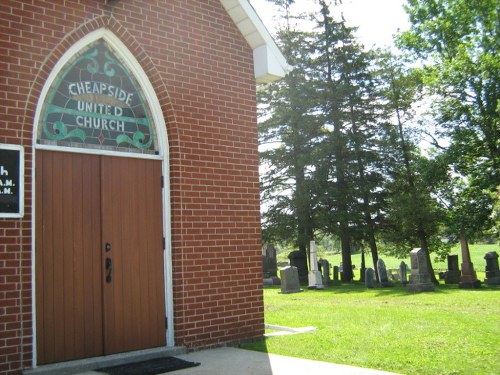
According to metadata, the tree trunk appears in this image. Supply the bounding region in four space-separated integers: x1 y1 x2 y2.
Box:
367 230 380 282
340 231 353 281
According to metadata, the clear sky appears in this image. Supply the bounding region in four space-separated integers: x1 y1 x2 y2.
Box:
249 0 410 49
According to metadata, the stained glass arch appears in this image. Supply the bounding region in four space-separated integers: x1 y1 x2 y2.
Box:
36 36 161 156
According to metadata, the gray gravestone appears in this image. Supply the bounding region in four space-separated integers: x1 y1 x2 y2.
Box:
407 248 435 292
359 251 366 282
319 258 331 286
399 261 408 286
333 266 339 281
262 243 278 278
444 254 461 284
279 266 303 294
484 252 500 285
365 268 375 288
377 259 393 287
458 239 481 289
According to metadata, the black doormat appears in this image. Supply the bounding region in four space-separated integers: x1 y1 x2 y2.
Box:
96 356 200 375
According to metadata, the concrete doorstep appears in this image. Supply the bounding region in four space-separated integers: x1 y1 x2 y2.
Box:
24 346 187 375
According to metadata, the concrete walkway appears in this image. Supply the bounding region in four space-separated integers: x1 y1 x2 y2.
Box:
174 347 400 375
36 346 400 375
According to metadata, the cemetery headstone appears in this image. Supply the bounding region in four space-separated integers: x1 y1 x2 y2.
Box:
407 248 435 292
263 276 281 286
458 238 481 289
288 251 308 283
318 258 331 286
377 259 393 287
333 266 339 282
279 266 303 294
262 243 278 278
399 261 408 286
444 254 461 284
359 251 366 282
308 241 324 289
484 251 500 285
262 244 280 285
365 268 375 288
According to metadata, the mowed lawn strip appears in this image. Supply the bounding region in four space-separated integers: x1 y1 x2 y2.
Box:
242 281 499 374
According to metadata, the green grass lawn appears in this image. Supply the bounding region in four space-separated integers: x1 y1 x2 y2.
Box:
243 244 500 375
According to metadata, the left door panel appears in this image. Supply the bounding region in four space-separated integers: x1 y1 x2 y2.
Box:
36 151 103 364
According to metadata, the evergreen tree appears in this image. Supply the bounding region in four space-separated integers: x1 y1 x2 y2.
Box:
310 0 387 281
259 2 320 260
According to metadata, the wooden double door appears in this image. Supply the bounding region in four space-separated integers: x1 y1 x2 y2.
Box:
35 151 166 364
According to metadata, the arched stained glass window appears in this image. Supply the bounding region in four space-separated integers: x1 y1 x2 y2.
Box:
38 39 158 154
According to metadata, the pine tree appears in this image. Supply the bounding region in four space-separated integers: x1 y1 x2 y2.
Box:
310 0 387 281
259 1 320 260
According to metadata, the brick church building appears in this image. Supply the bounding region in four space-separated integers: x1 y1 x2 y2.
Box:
0 1 287 373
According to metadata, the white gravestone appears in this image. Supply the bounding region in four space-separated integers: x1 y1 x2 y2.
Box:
308 241 324 289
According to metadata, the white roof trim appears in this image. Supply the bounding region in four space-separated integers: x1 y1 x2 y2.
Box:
220 0 291 83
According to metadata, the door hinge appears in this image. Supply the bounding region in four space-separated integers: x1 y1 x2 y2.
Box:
161 175 164 188
162 237 166 250
165 317 168 329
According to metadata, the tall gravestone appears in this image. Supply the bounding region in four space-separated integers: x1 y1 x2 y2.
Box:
279 266 303 294
359 251 366 282
288 251 308 283
318 258 331 286
365 268 375 289
458 238 481 289
262 244 280 286
484 252 500 285
407 248 435 292
262 243 278 278
377 259 393 287
399 261 408 286
308 241 324 289
333 266 339 282
444 254 461 284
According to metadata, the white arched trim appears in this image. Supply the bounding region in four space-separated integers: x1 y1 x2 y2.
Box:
31 28 174 367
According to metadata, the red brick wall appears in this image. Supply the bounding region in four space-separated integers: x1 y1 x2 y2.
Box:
0 1 264 373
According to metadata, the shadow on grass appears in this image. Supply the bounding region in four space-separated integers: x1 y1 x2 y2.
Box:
238 337 269 354
264 281 499 297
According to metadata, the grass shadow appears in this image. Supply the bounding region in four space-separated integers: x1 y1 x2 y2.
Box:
264 280 500 298
238 337 269 353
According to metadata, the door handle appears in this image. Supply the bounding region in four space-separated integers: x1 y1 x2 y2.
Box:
105 257 112 283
